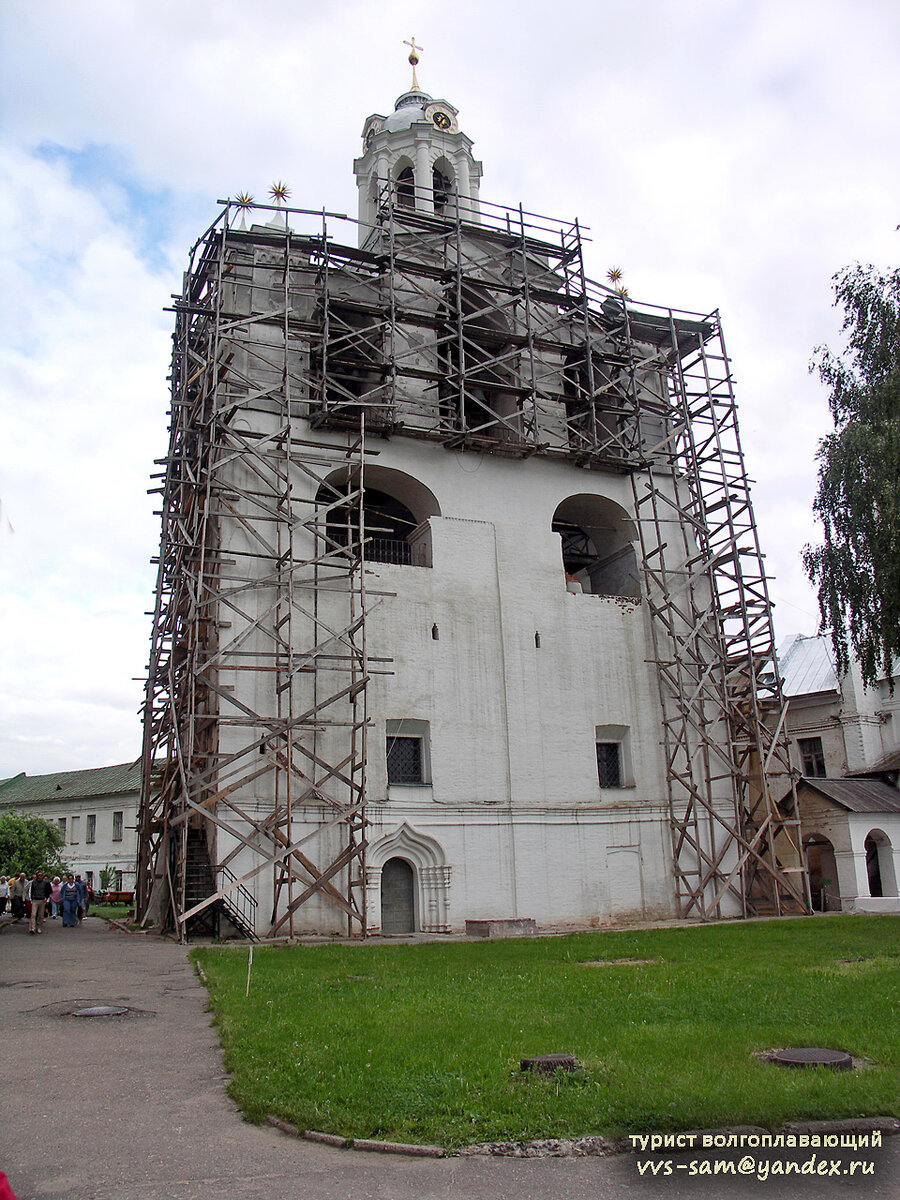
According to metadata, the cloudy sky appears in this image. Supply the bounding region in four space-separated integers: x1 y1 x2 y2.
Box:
1 0 898 777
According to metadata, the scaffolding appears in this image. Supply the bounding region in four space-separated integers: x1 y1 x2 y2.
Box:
137 184 808 938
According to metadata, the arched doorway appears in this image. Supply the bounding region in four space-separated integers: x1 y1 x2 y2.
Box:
805 835 840 911
367 823 450 934
381 857 416 933
865 830 897 898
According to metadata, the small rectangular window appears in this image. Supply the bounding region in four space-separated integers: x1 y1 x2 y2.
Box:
57 817 67 838
86 870 94 888
115 870 124 889
69 815 80 844
387 737 424 784
86 814 96 844
112 811 124 842
596 742 623 788
798 736 827 777
385 719 431 787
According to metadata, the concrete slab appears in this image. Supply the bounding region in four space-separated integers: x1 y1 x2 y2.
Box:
0 916 895 1200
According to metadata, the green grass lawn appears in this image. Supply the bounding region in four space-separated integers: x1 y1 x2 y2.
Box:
89 902 134 921
193 915 900 1148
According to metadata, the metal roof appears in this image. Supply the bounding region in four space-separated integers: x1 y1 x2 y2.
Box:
851 748 900 775
778 633 840 697
798 777 900 814
0 761 141 806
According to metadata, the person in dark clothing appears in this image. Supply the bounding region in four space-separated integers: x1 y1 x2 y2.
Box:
75 875 88 920
29 872 52 934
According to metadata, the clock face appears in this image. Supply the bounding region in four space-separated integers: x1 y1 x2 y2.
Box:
425 103 458 134
364 119 382 149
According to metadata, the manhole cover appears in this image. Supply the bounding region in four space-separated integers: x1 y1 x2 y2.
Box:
521 1054 581 1074
769 1048 853 1070
71 1005 129 1018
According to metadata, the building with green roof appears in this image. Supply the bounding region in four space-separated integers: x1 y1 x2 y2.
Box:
0 762 140 891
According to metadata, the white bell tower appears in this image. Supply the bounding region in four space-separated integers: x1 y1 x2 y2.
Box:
353 38 483 244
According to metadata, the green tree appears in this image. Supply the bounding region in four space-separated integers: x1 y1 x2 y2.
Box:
803 261 900 688
0 810 67 876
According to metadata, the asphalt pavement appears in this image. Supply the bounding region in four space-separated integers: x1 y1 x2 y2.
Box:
1 914 896 1200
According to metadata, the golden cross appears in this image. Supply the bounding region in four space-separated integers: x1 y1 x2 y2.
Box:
404 36 423 90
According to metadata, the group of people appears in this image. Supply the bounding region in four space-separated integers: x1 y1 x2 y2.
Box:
0 872 91 933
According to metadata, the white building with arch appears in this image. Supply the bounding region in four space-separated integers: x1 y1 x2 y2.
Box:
778 633 900 912
138 61 803 939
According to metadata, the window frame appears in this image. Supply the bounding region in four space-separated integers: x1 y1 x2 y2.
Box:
596 742 623 789
112 810 124 842
385 719 432 787
595 724 634 789
798 736 827 777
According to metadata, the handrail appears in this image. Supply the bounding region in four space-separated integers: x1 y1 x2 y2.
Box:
219 863 258 939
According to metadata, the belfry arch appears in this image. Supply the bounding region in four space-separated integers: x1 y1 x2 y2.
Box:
552 494 640 598
432 156 455 215
396 157 417 208
317 466 440 568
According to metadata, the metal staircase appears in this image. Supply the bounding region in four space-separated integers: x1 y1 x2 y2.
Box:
183 827 258 941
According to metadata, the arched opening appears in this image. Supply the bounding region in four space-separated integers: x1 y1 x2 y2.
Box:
381 857 416 933
311 293 384 428
367 822 450 934
552 494 640 598
864 830 897 898
316 466 439 567
440 280 518 442
432 159 455 217
396 165 415 209
563 344 629 460
805 834 841 911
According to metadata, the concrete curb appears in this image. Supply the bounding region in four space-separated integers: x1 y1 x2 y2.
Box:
303 1128 350 1148
351 1138 445 1158
264 1115 900 1160
781 1117 900 1136
459 1136 627 1159
461 1118 900 1158
266 1117 444 1156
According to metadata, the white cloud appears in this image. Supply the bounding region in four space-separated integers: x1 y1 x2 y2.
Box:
0 145 170 773
1 0 898 773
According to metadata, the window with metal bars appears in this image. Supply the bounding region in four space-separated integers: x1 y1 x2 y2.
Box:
387 736 424 784
596 742 623 788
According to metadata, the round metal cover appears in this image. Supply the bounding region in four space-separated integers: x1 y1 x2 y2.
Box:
71 1005 129 1018
770 1048 853 1070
